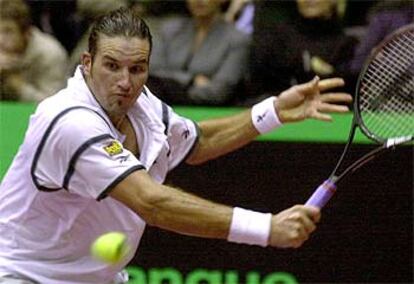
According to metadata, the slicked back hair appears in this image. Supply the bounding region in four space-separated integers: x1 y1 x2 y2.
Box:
88 7 152 60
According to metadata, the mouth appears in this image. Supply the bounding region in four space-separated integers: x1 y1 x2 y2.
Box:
114 93 135 106
115 93 134 100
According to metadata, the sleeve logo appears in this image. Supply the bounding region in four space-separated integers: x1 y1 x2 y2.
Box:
103 140 123 156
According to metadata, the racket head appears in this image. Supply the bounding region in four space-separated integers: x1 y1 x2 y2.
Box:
354 23 414 145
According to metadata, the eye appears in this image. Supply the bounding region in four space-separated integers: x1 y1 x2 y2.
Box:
105 62 118 71
129 65 145 74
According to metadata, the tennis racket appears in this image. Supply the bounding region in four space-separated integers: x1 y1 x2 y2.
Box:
306 23 414 209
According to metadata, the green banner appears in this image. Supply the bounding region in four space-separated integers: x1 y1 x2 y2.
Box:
125 266 298 284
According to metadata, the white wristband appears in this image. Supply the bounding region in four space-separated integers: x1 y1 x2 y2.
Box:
227 207 272 247
251 96 282 134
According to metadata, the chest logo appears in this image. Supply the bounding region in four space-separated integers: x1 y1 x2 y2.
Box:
103 140 123 156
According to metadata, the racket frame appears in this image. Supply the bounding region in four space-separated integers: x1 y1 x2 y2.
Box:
306 24 414 208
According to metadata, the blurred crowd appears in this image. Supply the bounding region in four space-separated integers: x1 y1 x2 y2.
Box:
0 0 413 105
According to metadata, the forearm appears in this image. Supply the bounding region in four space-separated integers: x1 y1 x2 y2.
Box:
18 82 52 102
111 170 320 248
110 171 232 239
5 70 65 102
187 96 283 164
2 74 45 102
187 109 260 164
149 185 233 238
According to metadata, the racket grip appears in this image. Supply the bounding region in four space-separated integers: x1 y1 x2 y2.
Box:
305 179 337 209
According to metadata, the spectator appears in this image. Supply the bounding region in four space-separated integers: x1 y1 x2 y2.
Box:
148 0 251 106
0 0 68 102
247 0 358 104
350 0 414 74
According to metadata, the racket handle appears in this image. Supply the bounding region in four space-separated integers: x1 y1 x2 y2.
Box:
305 179 337 209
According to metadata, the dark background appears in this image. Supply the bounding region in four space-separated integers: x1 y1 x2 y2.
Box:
131 142 413 283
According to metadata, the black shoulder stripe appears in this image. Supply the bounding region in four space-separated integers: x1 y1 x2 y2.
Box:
97 165 146 201
179 120 201 166
162 102 169 135
142 87 148 97
31 106 111 192
36 185 61 192
62 134 113 190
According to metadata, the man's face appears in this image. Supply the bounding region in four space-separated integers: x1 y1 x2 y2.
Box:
0 19 27 54
82 35 150 118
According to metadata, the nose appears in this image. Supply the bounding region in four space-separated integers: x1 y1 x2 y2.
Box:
118 68 132 92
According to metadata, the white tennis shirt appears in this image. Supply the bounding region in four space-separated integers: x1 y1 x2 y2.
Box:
0 67 199 283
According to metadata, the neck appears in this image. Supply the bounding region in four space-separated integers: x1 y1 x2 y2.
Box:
111 114 127 131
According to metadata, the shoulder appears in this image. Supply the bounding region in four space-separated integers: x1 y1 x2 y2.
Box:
160 16 191 37
29 27 68 59
58 107 109 131
36 94 110 135
50 107 113 152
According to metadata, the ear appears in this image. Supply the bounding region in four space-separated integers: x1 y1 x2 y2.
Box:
81 52 92 76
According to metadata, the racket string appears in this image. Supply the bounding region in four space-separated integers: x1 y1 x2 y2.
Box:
362 51 413 103
365 41 414 93
358 26 414 140
367 37 414 85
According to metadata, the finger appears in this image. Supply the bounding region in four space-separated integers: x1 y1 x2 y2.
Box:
318 78 345 92
311 112 333 122
294 76 320 93
320 93 353 103
289 226 308 248
298 209 319 233
290 206 318 233
303 206 322 223
318 103 350 113
301 215 317 234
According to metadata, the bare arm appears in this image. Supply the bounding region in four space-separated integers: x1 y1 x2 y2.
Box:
109 169 320 248
187 77 352 164
110 169 233 239
187 109 259 165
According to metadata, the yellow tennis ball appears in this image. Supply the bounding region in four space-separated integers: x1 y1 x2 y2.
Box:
90 231 129 264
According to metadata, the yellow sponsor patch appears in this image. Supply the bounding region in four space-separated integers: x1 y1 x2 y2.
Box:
103 140 123 156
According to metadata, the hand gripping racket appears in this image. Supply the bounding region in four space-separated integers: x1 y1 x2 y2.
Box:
306 24 414 209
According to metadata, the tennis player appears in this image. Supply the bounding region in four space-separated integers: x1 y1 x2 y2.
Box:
0 7 352 284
